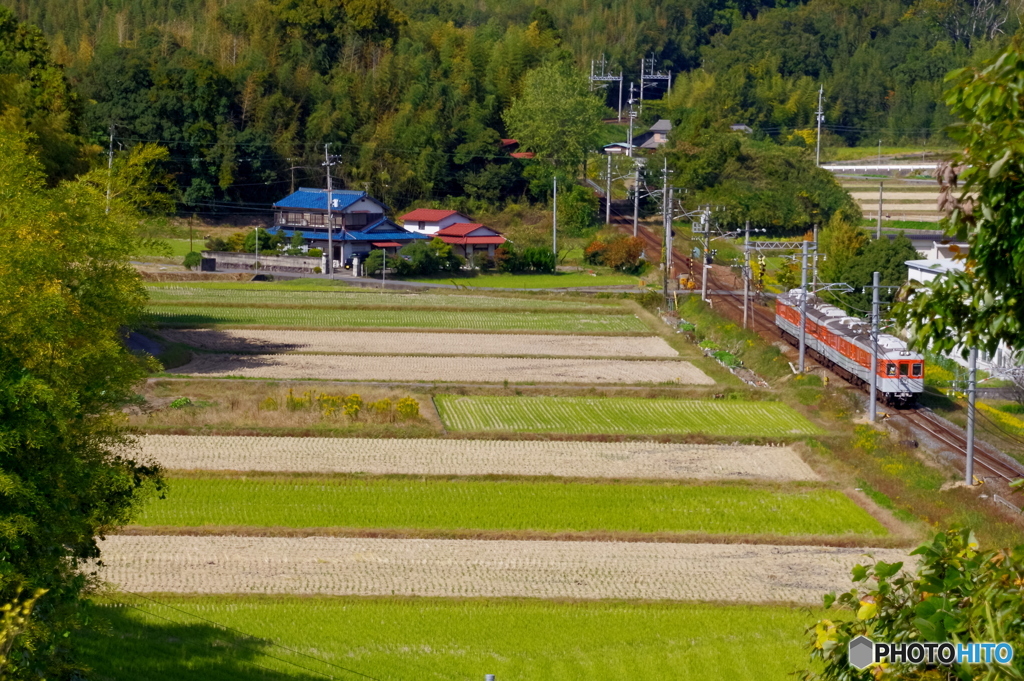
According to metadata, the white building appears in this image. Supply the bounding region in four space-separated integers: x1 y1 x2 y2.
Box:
398 209 473 235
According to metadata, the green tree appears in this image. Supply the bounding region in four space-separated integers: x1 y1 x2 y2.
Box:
0 129 161 678
830 234 918 314
804 528 1024 680
363 248 385 276
0 7 90 185
558 184 599 237
503 60 605 170
818 212 868 285
897 40 1024 358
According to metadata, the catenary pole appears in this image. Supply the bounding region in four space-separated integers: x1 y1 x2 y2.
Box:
605 154 612 224
966 347 978 484
700 212 709 303
743 221 751 330
798 240 809 373
869 271 880 422
617 72 623 120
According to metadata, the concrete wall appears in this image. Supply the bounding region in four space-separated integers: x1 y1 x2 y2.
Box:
202 251 321 272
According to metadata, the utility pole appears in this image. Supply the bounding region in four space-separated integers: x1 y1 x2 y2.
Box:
869 271 880 422
878 139 882 164
552 175 558 256
632 165 640 237
618 72 624 120
700 210 710 303
254 225 259 271
324 143 335 277
815 85 824 167
966 347 978 485
743 221 751 330
877 182 883 239
812 223 819 289
105 123 115 214
627 83 637 157
605 154 612 224
798 240 809 373
661 158 671 306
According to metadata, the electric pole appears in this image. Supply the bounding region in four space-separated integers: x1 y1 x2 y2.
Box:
869 271 880 422
798 240 809 373
966 347 978 485
324 144 336 277
105 123 115 214
627 83 636 157
605 154 612 224
632 165 640 237
552 175 558 256
743 221 750 330
815 84 824 167
877 182 883 239
812 223 819 289
661 158 671 307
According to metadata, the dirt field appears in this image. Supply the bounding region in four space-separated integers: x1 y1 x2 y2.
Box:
168 354 715 385
142 435 821 481
158 329 679 358
97 536 908 603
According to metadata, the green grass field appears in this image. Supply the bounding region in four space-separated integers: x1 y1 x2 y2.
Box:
435 395 822 437
80 595 823 680
137 476 884 537
146 285 623 312
407 271 641 288
147 305 649 333
135 238 198 258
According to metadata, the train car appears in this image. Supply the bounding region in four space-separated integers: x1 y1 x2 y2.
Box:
775 289 923 407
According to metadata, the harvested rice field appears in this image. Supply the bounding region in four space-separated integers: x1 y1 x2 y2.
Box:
81 596 823 681
98 535 909 603
147 305 650 333
136 476 884 537
147 285 625 311
158 328 680 357
436 395 821 436
167 354 713 384
142 435 822 481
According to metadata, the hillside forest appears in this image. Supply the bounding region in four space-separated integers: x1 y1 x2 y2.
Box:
0 0 1019 230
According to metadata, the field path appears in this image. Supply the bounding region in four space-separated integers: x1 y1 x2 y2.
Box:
168 354 714 385
142 435 821 481
98 536 907 604
158 329 679 358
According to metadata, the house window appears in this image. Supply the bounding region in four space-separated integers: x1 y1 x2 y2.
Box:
309 214 324 225
418 221 425 231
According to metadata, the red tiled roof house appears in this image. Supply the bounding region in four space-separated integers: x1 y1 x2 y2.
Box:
398 208 472 235
434 223 507 261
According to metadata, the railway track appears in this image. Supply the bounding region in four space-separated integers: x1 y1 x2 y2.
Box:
603 200 1024 491
899 408 1024 484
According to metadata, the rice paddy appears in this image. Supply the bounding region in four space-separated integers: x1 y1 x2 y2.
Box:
147 304 650 333
80 596 825 681
135 476 886 537
435 395 822 436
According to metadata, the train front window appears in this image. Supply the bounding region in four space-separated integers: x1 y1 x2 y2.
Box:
912 363 922 378
886 363 897 376
899 363 909 377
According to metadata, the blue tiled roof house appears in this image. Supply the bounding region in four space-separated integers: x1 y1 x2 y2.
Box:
270 188 428 266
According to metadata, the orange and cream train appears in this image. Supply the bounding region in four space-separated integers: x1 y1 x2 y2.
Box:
775 290 924 407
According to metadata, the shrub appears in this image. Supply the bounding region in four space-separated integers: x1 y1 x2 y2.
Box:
520 247 556 273
307 248 323 258
258 396 279 411
343 394 363 419
182 251 202 270
363 249 386 276
169 397 193 409
396 397 420 419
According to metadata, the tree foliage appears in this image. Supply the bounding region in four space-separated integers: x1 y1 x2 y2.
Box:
897 39 1024 358
503 59 606 169
804 528 1024 680
0 130 161 679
